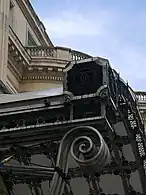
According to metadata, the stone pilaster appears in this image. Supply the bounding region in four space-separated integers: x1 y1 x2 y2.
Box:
0 0 10 87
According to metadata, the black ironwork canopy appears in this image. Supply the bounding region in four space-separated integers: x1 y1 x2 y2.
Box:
0 57 145 195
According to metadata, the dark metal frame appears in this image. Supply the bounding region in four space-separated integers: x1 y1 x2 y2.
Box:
0 57 146 194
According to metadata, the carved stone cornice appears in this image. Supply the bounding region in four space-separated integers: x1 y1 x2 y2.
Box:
15 0 53 46
30 58 69 68
22 66 63 82
24 66 63 74
22 75 62 82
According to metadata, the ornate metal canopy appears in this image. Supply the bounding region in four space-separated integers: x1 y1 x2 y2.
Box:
0 57 145 195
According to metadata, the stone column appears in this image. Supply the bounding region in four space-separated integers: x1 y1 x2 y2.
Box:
0 0 10 87
0 2 10 193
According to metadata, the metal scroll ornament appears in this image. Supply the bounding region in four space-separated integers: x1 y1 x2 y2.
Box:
50 126 110 195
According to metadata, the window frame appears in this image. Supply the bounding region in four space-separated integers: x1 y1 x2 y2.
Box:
26 28 37 47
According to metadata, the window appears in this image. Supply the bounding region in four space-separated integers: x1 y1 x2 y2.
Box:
27 30 37 46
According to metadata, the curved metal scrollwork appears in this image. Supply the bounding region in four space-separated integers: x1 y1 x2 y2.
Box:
50 126 110 195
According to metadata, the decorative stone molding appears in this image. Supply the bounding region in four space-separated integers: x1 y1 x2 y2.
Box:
22 66 63 82
26 66 63 73
8 29 31 73
22 75 63 81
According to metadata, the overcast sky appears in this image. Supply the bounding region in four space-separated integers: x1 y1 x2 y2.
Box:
31 0 146 91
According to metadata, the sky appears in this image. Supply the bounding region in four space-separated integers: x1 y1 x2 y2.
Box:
31 0 146 91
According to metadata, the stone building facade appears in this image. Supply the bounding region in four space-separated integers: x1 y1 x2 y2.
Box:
3 1 146 130
0 1 146 194
0 0 91 94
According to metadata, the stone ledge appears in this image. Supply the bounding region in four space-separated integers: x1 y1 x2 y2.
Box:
22 75 63 81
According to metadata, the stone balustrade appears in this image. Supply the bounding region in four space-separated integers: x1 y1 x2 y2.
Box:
9 25 92 68
25 46 92 61
135 91 146 102
71 50 92 61
26 46 55 58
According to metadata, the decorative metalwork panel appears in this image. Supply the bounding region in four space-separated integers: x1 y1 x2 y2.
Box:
64 59 103 96
0 57 145 195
